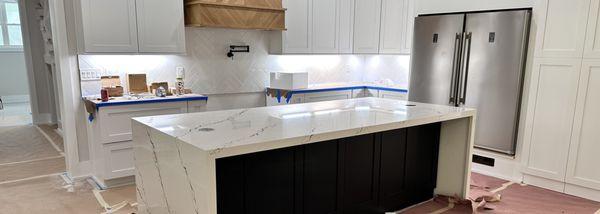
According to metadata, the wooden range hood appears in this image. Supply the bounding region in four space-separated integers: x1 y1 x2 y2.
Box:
184 0 286 30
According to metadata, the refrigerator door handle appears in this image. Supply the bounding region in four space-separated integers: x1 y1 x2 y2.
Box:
449 33 462 104
458 32 473 105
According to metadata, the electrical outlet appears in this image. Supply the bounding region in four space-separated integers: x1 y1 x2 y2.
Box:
80 68 102 81
176 66 185 79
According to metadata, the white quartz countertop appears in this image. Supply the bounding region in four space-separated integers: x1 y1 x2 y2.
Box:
134 97 475 154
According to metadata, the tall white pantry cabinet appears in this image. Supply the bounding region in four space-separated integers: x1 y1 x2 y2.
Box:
522 0 600 201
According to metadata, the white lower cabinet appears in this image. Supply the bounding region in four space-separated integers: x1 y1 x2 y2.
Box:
378 90 408 100
522 58 581 182
102 141 134 180
304 91 353 103
352 88 378 98
267 88 407 106
88 100 207 188
522 58 600 201
566 60 600 193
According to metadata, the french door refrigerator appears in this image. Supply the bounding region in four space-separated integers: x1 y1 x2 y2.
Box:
409 9 531 155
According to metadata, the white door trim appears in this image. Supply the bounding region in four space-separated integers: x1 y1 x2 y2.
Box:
48 0 87 177
17 0 40 124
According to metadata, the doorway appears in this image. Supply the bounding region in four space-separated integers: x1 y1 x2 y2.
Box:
0 0 31 127
0 0 65 184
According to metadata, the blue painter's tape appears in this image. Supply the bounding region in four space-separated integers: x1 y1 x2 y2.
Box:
276 89 281 103
285 91 294 103
283 85 409 95
364 86 409 93
94 96 208 109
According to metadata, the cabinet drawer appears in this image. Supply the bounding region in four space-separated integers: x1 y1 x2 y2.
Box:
103 141 134 179
352 88 378 98
378 90 407 100
304 90 353 103
187 100 208 113
97 102 187 143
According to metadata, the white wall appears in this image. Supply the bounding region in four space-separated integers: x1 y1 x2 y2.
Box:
0 52 29 98
22 0 57 123
416 0 535 15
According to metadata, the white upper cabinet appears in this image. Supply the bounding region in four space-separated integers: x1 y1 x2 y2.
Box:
338 0 355 53
136 0 185 53
272 0 412 54
521 58 582 182
79 0 139 53
534 0 590 58
281 0 312 53
76 0 185 54
400 0 415 54
353 0 382 54
312 0 339 53
379 0 413 54
566 59 600 191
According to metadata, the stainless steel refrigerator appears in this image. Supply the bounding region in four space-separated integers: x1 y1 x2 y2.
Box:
409 9 531 155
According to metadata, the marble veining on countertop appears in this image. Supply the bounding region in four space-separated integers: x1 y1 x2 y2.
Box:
134 98 475 153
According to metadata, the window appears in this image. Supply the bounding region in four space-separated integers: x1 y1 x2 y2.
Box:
0 0 22 50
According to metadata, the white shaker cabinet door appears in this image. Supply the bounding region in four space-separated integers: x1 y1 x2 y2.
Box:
338 0 355 53
353 0 382 54
379 0 405 54
304 91 353 103
283 0 312 53
534 0 590 58
80 0 139 53
312 0 339 53
521 58 581 182
584 0 600 58
565 59 600 191
400 0 415 54
136 0 186 53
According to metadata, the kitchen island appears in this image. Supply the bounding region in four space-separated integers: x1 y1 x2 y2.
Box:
132 97 476 214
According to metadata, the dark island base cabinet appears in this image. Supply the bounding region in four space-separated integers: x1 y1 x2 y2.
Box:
216 123 441 214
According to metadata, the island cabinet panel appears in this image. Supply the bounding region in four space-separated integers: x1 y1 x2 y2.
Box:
245 148 296 213
378 129 409 211
216 124 441 214
300 140 339 214
339 134 381 214
405 123 441 203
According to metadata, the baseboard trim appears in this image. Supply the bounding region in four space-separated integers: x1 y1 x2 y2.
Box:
565 183 600 202
69 160 92 179
0 95 30 104
523 174 565 192
34 113 53 125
